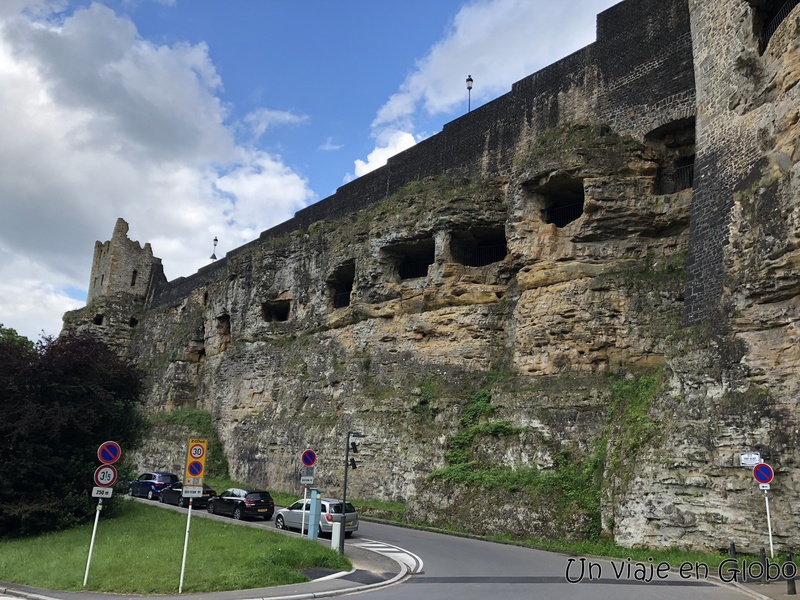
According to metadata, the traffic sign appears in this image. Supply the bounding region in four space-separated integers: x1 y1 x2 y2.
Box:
739 451 761 467
300 466 315 485
94 465 117 487
182 486 203 498
97 441 121 465
753 463 774 484
189 442 206 460
184 438 208 485
302 449 317 467
92 487 113 498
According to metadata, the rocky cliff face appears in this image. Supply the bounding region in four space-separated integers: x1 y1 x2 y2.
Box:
62 0 800 553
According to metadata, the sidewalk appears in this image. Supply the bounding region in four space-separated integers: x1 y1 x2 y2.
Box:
736 579 798 599
0 540 407 600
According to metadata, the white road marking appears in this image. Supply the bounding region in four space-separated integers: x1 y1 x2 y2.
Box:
355 538 425 573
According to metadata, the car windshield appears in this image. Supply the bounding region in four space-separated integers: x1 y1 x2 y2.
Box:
329 503 356 513
245 492 270 501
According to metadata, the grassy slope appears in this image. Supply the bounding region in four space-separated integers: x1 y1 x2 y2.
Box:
0 501 350 594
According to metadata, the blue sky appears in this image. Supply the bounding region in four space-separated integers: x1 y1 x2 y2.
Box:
0 0 619 340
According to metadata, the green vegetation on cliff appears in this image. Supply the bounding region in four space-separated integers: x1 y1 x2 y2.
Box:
149 408 229 478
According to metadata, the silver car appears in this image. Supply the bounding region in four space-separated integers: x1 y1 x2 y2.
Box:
275 497 358 537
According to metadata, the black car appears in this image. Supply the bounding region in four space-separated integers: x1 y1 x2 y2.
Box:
129 472 179 500
207 488 274 520
159 482 217 508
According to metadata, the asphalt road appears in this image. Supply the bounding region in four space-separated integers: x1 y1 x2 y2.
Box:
354 520 755 600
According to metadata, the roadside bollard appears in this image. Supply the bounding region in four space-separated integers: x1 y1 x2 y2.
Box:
729 542 738 582
760 548 767 583
787 553 796 596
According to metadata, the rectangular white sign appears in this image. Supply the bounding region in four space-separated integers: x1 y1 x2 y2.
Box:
739 452 761 467
92 487 113 498
182 486 203 497
300 476 314 485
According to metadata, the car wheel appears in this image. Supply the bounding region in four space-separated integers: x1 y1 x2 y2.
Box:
345 531 353 538
276 515 286 530
147 489 155 500
178 496 185 508
233 506 243 520
207 501 215 515
128 487 135 497
159 494 165 503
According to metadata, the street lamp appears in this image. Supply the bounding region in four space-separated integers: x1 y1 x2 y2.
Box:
339 431 365 553
210 236 218 261
466 75 473 112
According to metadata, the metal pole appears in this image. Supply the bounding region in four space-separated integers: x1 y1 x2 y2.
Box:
339 431 351 554
179 498 193 593
83 498 103 587
300 485 309 535
765 490 774 558
787 553 796 595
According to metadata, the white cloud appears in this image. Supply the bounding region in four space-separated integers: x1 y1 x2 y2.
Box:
0 2 315 341
319 136 342 152
353 130 417 177
244 108 309 141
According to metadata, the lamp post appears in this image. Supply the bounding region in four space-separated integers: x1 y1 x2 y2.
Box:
466 75 473 113
339 431 364 553
210 236 218 261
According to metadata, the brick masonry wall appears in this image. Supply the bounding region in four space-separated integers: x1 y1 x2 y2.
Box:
683 0 762 325
150 0 695 308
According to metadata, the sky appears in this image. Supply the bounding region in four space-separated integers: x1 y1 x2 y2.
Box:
0 0 620 342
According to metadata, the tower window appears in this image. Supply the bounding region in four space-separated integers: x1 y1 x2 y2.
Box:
131 270 138 287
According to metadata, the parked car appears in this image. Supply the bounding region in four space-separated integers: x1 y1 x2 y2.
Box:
275 497 358 537
207 488 274 520
159 482 217 508
129 472 179 500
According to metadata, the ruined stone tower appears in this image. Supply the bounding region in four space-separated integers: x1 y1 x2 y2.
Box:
75 218 166 350
87 218 163 303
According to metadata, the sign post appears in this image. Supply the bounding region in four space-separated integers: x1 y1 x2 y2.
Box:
84 441 121 587
179 438 207 594
300 450 316 535
753 463 775 558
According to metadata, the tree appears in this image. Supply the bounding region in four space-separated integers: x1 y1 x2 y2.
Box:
0 329 147 537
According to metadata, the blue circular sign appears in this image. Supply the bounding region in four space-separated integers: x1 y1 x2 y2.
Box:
97 441 121 465
188 460 204 476
302 449 316 466
753 463 774 484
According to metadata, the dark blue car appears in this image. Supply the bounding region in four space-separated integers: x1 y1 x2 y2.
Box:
129 471 179 500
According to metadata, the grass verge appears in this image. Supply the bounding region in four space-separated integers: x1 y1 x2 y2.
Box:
0 501 350 594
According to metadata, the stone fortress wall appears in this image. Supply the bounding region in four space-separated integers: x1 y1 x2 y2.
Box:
150 0 696 310
64 0 800 552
